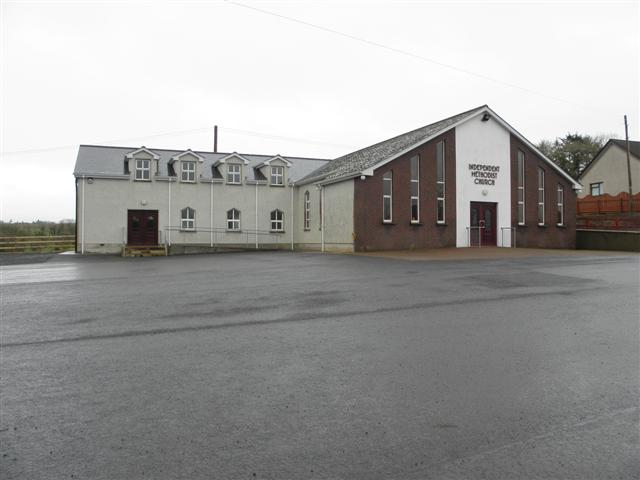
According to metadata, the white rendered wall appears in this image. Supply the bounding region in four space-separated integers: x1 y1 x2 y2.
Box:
579 143 640 196
77 176 297 253
293 180 354 252
455 116 512 247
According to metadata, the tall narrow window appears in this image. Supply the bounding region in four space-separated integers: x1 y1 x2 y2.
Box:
382 171 392 223
270 166 284 186
304 191 310 230
227 208 240 230
135 159 150 181
227 164 241 184
270 210 284 232
181 207 195 230
537 168 545 225
436 141 445 223
181 161 195 182
410 155 419 223
517 150 525 225
557 184 564 226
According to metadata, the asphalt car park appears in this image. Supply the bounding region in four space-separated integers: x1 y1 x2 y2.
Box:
1 250 638 479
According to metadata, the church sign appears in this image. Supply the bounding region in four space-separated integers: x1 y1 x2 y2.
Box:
469 164 500 186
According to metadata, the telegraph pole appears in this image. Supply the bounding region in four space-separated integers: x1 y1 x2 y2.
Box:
624 115 633 211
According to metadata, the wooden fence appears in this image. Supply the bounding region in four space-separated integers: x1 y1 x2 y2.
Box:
577 192 640 215
0 235 75 253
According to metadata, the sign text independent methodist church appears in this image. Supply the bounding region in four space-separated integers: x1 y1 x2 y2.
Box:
469 163 500 186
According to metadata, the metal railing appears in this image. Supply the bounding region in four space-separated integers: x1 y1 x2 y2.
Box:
466 226 485 247
163 226 285 249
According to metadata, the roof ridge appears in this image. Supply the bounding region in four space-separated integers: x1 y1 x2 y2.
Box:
332 105 486 162
78 144 330 161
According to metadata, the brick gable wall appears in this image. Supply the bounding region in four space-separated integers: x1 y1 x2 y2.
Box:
353 130 457 251
510 134 576 248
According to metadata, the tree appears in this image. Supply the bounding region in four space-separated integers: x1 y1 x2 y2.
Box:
536 133 609 180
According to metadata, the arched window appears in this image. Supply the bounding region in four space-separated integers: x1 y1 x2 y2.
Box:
181 207 195 230
270 209 284 232
227 209 240 231
304 191 310 230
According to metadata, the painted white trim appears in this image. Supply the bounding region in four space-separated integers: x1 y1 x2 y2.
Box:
269 165 285 186
321 186 325 252
255 182 258 248
226 163 242 184
557 184 564 226
170 149 205 163
334 107 581 190
290 186 294 251
125 147 160 160
214 152 251 166
255 155 293 168
81 176 85 254
210 182 214 247
382 171 393 223
436 141 446 224
537 167 546 226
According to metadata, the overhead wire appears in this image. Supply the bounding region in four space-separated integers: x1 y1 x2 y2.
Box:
1 125 355 156
225 0 599 111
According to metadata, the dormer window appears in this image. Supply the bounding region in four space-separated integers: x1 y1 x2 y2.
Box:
227 164 241 184
270 166 284 186
181 161 196 182
134 159 150 181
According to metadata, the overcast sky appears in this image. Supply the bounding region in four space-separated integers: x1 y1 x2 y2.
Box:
1 0 638 221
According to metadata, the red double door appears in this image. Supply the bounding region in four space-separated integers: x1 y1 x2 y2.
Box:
127 210 158 245
470 202 497 246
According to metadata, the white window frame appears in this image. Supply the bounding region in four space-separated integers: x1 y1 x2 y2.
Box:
517 150 525 225
227 164 241 184
436 141 446 224
270 209 284 232
590 182 603 196
134 158 150 181
537 168 545 226
410 155 419 223
181 161 196 182
227 208 240 231
270 166 284 186
304 190 311 231
557 184 564 226
181 207 195 230
382 171 393 223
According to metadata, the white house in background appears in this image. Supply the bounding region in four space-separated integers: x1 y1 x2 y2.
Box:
74 105 580 255
578 139 640 197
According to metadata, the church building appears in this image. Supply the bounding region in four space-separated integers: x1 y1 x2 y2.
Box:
74 105 579 254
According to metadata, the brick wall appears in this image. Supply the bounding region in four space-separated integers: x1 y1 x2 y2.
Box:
510 134 577 248
353 130 456 251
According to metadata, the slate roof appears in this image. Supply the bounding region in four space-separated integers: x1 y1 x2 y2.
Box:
298 105 487 183
74 146 330 182
610 139 640 159
578 139 640 180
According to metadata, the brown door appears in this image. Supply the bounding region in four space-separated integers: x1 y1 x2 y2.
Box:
470 202 497 246
127 210 158 245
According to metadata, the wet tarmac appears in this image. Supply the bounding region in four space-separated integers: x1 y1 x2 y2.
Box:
1 251 639 479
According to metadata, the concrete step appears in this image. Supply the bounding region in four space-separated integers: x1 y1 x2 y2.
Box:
122 245 167 257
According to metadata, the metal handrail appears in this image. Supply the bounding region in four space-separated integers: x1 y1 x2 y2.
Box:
466 226 485 248
163 226 284 248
